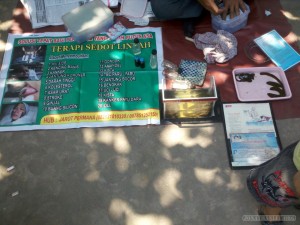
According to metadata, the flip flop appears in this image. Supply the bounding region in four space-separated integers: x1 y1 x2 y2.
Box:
257 206 284 225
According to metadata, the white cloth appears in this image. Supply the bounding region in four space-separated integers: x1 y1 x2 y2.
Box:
193 30 238 64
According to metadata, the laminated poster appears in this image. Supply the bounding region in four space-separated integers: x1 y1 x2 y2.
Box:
222 102 281 168
0 27 163 131
254 29 300 71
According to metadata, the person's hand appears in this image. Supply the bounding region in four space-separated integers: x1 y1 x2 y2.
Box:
222 0 247 19
197 0 224 15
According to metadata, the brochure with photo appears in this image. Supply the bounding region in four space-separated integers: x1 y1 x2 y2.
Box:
221 102 281 169
254 30 300 71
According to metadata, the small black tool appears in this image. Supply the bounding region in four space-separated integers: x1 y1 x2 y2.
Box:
235 73 255 82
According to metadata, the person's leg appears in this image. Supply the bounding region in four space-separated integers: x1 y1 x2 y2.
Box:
150 0 203 19
151 0 204 37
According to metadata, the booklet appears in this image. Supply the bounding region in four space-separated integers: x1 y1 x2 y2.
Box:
221 102 281 169
254 30 300 71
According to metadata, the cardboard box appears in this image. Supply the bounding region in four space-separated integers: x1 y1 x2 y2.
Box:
162 76 218 119
62 0 114 43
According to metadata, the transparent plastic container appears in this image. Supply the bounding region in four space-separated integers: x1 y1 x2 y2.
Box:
211 3 250 33
150 49 157 69
132 38 141 55
62 0 114 43
162 76 218 119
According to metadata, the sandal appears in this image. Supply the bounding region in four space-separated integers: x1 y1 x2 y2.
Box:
294 204 300 210
258 206 283 225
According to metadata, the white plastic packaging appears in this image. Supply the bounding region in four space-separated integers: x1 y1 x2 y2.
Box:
106 22 127 40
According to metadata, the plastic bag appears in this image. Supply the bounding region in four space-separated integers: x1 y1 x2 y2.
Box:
101 0 119 8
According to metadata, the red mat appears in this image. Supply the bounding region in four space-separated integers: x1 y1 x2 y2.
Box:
9 0 300 120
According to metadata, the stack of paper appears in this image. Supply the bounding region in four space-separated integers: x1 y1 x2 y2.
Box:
20 0 118 29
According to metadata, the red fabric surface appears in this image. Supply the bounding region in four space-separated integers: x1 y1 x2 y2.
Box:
9 0 300 120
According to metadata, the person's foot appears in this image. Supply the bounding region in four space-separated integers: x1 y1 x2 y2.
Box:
294 204 300 209
258 206 283 225
182 18 196 38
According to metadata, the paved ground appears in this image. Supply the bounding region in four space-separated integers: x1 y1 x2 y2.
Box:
0 1 300 225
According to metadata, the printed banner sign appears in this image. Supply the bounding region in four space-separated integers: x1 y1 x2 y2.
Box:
0 28 163 131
